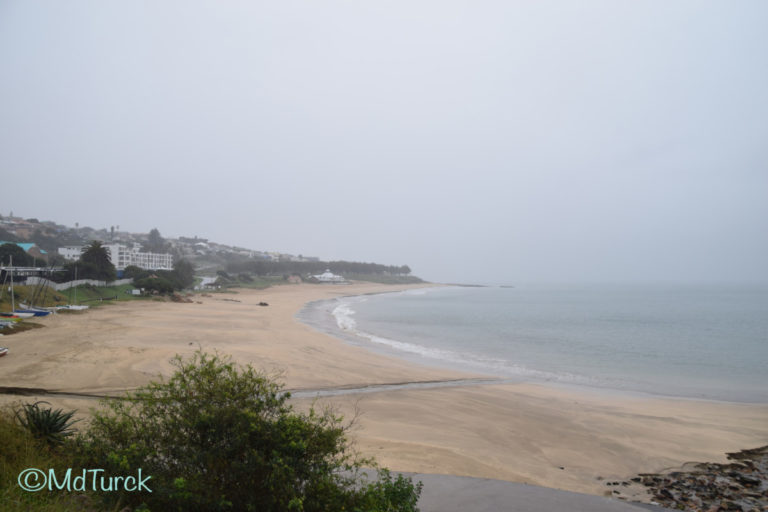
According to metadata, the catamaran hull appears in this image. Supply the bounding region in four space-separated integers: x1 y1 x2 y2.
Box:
14 309 51 317
1 312 33 319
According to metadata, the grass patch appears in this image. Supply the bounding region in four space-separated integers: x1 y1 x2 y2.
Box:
0 285 67 312
0 322 44 336
0 284 144 312
0 407 99 512
64 283 145 307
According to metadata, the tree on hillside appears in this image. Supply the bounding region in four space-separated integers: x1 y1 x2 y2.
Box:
81 351 422 512
77 241 116 281
0 243 34 267
172 258 195 289
145 228 168 253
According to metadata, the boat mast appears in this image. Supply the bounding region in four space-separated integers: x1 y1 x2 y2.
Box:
9 255 14 313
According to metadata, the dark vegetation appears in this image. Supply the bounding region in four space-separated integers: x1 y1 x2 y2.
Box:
0 320 44 336
227 259 420 283
0 352 422 512
229 259 411 276
0 243 35 268
125 259 195 293
208 272 288 290
333 273 424 285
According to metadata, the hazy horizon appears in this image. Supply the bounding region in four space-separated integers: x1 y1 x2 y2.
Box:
2 1 767 285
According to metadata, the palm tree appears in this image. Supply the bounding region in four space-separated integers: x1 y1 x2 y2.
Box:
79 241 117 281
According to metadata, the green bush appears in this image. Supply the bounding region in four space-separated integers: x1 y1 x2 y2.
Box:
122 265 149 280
133 276 176 294
80 351 422 511
130 260 195 293
173 259 195 289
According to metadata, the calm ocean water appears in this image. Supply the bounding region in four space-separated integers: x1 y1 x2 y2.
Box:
298 285 768 403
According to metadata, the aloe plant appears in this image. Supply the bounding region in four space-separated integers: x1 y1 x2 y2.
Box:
14 401 81 446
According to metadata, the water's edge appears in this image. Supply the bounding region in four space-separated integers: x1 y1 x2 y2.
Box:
295 288 768 405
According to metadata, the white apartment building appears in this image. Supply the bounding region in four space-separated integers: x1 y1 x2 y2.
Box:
58 243 173 271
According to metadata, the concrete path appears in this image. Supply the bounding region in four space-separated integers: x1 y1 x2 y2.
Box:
405 473 672 512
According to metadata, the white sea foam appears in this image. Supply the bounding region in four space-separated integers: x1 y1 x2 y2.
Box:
332 302 360 331
330 298 595 385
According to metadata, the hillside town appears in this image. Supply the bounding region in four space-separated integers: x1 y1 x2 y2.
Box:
0 213 415 292
0 213 320 274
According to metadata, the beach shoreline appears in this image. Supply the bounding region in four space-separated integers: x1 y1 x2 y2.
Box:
1 282 766 498
297 286 768 405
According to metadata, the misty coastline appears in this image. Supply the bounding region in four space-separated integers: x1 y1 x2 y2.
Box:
296 285 768 404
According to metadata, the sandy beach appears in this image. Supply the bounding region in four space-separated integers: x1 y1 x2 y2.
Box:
1 282 766 498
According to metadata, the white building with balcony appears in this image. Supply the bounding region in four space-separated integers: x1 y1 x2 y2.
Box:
58 243 173 271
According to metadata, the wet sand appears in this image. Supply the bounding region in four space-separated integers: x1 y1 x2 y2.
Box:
1 283 766 497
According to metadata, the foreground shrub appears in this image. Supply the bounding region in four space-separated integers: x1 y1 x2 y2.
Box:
80 351 422 511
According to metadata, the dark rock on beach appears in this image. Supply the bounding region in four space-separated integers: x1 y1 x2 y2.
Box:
611 446 768 512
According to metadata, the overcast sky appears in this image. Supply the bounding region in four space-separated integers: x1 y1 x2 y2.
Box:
1 1 766 284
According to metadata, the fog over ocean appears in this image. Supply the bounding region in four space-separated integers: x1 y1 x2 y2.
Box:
301 285 768 403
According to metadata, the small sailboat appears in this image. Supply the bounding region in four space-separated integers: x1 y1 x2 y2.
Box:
2 256 51 316
57 266 89 311
14 306 52 317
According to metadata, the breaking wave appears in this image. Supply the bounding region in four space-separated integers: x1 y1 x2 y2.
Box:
330 297 596 386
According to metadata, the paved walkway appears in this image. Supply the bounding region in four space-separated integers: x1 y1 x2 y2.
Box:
406 473 672 512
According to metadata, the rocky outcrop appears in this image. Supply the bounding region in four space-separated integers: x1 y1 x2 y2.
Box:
610 446 768 512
